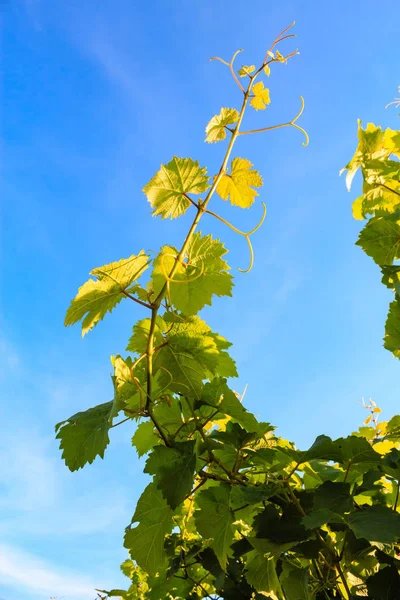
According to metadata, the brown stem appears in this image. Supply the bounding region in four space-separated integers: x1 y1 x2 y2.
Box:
121 289 152 309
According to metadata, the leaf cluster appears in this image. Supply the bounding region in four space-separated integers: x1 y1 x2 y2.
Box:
56 26 400 600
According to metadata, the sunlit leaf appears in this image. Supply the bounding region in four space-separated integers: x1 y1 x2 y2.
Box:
217 157 263 208
238 65 255 77
143 157 210 219
150 232 233 315
250 81 271 111
205 107 239 143
65 252 149 336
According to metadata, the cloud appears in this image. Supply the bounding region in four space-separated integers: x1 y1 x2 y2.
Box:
0 543 96 599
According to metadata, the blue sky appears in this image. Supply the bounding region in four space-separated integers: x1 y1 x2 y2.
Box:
1 0 399 598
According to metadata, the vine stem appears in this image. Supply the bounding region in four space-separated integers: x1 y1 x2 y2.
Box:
144 75 255 422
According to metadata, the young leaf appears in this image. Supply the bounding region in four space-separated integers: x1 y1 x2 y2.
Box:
65 252 149 336
356 217 400 265
143 157 210 219
124 483 174 575
250 81 271 111
263 64 271 76
347 505 400 543
205 108 239 143
217 157 263 208
238 65 255 77
195 484 234 570
150 232 233 315
145 441 196 509
55 401 113 471
132 421 159 457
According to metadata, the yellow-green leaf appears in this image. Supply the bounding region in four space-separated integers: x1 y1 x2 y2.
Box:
143 157 210 219
250 81 271 111
238 65 255 77
65 252 149 336
205 108 239 143
275 50 286 63
217 157 263 208
150 232 233 315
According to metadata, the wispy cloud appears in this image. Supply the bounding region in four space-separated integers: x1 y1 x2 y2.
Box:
0 543 96 599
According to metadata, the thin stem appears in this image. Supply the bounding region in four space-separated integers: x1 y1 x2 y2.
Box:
381 183 400 198
205 202 266 272
145 307 158 411
336 563 351 600
143 77 253 423
238 96 309 146
110 416 131 429
394 480 399 512
263 22 296 63
343 461 352 483
121 289 152 310
184 479 206 500
148 407 171 447
183 192 199 209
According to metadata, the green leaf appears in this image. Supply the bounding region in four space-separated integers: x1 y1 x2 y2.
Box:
302 508 335 529
356 217 400 265
300 435 381 465
200 377 261 433
217 157 263 208
126 316 165 354
231 484 280 506
65 252 149 336
143 156 210 219
146 314 237 398
250 82 271 111
150 232 233 315
366 565 400 599
341 121 396 191
55 401 113 471
280 563 311 600
245 551 282 596
384 299 400 358
386 414 400 438
151 399 184 437
132 421 159 457
205 108 239 143
313 481 353 514
238 65 255 77
347 505 400 543
145 441 196 509
195 483 234 569
124 483 174 575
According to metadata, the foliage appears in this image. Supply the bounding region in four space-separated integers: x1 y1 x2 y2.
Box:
57 25 400 599
342 115 400 360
